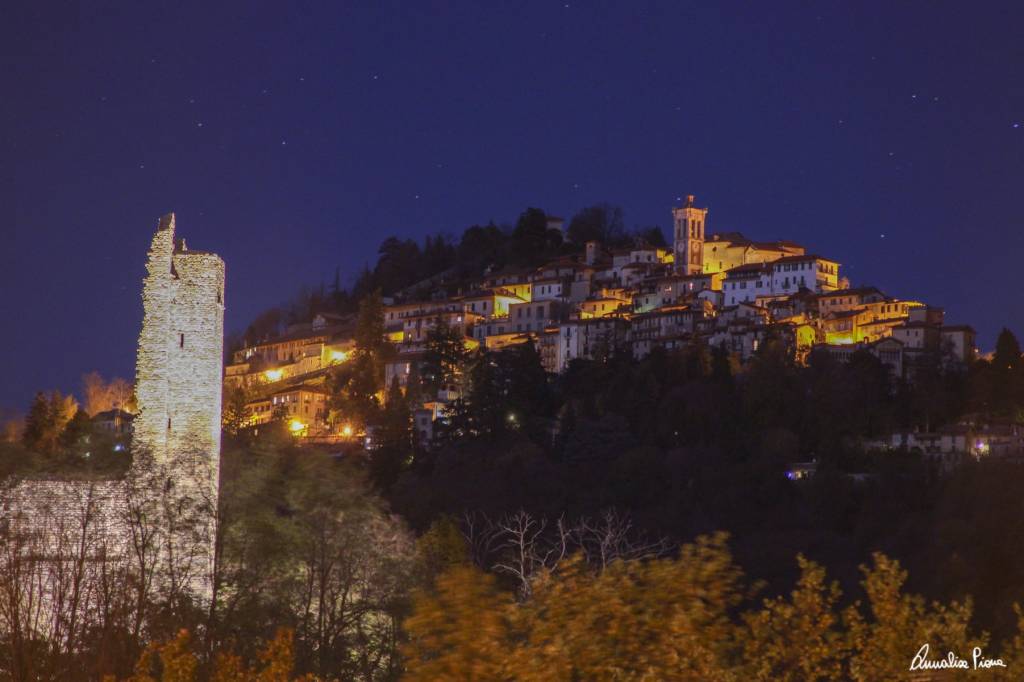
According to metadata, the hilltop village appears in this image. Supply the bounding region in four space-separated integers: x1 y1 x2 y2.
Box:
222 195 985 453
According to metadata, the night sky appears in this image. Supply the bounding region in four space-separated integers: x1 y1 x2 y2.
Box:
2 2 1022 412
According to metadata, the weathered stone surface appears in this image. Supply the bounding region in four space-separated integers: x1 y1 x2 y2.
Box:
1 213 225 613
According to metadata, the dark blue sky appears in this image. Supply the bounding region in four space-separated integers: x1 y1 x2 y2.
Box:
2 1 1022 411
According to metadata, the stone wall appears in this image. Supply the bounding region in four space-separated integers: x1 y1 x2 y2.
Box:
1 213 226 629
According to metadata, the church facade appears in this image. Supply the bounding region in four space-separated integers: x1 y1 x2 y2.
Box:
672 194 805 275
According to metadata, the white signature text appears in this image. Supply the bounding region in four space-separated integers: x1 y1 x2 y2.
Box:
909 643 1007 671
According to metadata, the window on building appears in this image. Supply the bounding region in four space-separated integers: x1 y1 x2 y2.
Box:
179 333 185 348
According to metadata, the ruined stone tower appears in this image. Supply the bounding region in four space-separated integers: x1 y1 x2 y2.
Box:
672 194 708 275
134 213 224 597
135 213 224 504
1 213 226 626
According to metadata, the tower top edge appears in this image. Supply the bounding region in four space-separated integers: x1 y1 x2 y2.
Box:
672 195 707 212
157 212 176 232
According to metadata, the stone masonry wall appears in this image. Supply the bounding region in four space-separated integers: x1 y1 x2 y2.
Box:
1 213 226 620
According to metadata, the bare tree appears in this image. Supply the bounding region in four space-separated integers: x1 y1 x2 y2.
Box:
574 509 673 570
490 511 571 600
0 479 135 680
461 509 673 600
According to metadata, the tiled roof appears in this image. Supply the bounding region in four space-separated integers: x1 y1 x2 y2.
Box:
773 254 838 265
725 263 772 276
819 286 884 299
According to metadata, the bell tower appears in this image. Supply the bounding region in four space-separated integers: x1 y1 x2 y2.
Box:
672 195 708 275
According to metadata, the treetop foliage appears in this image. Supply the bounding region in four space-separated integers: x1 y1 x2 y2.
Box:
403 533 1022 682
243 202 665 338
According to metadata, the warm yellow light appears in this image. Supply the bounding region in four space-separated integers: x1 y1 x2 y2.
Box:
288 419 306 434
341 424 354 438
825 332 855 346
329 350 349 363
264 369 283 381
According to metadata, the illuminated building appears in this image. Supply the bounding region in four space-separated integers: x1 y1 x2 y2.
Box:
458 288 527 318
770 254 841 295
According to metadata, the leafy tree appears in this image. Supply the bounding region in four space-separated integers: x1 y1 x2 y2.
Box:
415 515 470 585
452 351 506 439
354 289 387 357
742 555 849 681
59 408 94 450
328 290 391 428
126 628 315 682
82 371 136 415
402 565 512 681
634 225 667 248
216 445 414 679
373 237 422 295
567 203 626 247
244 307 284 346
510 207 559 266
22 390 79 455
221 384 254 438
419 318 468 398
500 341 551 422
369 379 413 490
440 344 551 444
993 328 1022 371
1 413 22 443
846 553 983 682
457 223 507 276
